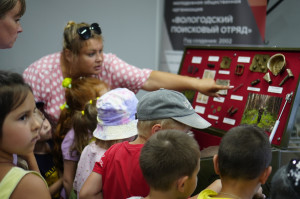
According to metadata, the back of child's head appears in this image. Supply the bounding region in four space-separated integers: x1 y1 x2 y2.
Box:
92 88 138 142
56 76 107 135
218 125 272 180
140 129 200 191
136 89 211 136
270 158 300 199
71 87 138 152
53 77 107 170
64 77 107 111
0 70 32 136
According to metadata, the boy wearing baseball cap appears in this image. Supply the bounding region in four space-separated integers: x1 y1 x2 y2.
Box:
80 89 211 199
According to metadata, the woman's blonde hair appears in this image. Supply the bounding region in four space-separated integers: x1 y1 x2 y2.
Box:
62 21 103 56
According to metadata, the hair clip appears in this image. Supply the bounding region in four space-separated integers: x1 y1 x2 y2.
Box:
81 110 85 116
60 102 69 110
287 159 300 188
62 77 72 88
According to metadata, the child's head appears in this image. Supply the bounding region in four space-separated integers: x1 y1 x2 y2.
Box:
53 77 107 169
55 77 107 135
136 89 211 137
140 129 201 198
92 88 138 146
35 109 52 142
0 70 32 135
215 125 272 181
0 70 41 155
270 158 300 199
64 77 108 111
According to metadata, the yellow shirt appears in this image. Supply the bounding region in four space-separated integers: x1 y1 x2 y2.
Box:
0 167 47 199
198 189 231 199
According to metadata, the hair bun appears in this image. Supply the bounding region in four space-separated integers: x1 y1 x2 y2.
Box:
65 21 76 29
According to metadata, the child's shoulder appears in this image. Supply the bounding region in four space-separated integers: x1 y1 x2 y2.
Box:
1 167 50 199
104 141 137 154
198 189 218 199
12 172 50 198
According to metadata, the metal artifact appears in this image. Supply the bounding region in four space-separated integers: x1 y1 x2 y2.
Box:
279 68 294 86
220 56 231 69
250 54 270 73
263 72 272 84
267 53 286 76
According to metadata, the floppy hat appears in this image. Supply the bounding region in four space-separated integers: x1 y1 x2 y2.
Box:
93 88 138 140
136 89 211 129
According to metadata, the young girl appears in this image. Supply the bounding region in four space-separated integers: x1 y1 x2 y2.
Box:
73 88 138 196
34 109 63 199
53 77 108 198
0 70 51 199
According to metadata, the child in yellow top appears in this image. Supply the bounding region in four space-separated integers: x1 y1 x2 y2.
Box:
198 125 272 199
0 70 50 199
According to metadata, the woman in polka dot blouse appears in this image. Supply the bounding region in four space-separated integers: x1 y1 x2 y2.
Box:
23 21 228 123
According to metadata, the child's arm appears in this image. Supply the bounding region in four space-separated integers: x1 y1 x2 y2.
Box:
49 178 63 197
63 160 77 198
11 173 51 199
79 171 103 199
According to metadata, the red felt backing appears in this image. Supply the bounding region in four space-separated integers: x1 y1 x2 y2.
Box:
178 47 300 149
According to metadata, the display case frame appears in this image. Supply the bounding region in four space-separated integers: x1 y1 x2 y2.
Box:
178 46 300 149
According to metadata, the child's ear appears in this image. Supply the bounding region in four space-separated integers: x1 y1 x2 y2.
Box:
177 176 189 193
259 166 272 184
213 154 220 175
151 124 162 135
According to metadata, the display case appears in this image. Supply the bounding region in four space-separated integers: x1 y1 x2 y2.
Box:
178 46 300 149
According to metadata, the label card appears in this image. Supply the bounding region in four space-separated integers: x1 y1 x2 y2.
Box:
191 56 202 64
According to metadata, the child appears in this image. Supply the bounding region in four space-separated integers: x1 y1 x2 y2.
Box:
270 158 300 199
53 77 108 198
80 88 212 199
0 70 51 199
198 124 272 199
34 109 63 199
73 88 139 197
137 129 201 199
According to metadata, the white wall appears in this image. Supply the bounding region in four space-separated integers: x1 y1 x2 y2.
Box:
0 0 162 73
265 0 300 47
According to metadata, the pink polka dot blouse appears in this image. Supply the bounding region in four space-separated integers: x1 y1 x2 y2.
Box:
23 52 152 122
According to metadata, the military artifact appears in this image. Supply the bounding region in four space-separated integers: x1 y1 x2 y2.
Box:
220 56 231 69
250 54 270 73
263 72 272 84
279 68 294 86
267 53 286 76
251 79 261 86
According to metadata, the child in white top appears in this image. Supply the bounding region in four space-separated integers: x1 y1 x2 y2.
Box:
73 88 138 196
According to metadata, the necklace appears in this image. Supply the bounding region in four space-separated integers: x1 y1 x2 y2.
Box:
219 192 242 199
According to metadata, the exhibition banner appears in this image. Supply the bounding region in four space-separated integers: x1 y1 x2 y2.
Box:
160 0 267 73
